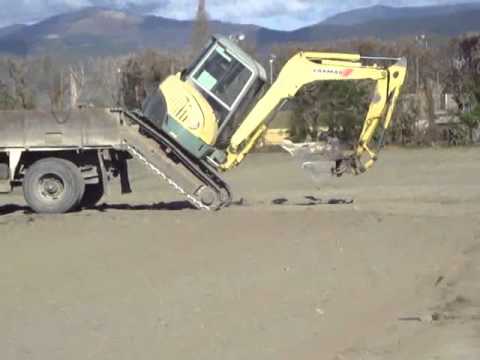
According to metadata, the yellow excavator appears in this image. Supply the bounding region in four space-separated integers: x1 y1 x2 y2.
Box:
142 35 406 173
128 34 407 208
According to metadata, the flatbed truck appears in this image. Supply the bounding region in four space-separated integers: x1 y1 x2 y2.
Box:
0 108 232 213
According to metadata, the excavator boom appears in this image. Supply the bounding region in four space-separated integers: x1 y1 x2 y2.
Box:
220 51 407 174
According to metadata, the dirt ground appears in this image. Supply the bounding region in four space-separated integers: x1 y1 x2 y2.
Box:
1 147 479 360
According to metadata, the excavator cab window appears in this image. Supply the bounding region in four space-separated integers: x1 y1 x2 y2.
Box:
188 44 255 124
216 78 266 148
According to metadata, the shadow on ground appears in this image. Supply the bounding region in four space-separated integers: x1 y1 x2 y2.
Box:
297 195 354 206
86 201 196 212
92 196 354 211
0 201 196 216
0 196 353 216
0 204 32 216
232 196 354 207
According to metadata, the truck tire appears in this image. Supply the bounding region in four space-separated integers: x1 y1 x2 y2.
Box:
23 158 85 214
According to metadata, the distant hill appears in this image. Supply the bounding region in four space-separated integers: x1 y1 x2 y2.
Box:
0 7 259 57
0 24 27 38
0 3 480 57
257 7 480 47
322 2 480 26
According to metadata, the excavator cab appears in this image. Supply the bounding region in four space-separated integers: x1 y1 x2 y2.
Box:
184 36 268 146
143 35 267 160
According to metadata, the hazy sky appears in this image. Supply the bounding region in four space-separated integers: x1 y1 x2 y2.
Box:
1 0 478 30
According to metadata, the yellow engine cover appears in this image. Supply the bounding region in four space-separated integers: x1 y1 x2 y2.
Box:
159 74 218 146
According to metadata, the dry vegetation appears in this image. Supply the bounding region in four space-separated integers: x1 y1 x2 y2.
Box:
0 27 479 146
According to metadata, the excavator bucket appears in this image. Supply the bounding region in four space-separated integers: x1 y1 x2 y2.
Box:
281 138 346 185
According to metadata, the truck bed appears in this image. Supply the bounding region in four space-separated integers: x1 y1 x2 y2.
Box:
0 108 122 150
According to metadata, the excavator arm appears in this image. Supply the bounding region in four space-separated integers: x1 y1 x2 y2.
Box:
219 52 407 174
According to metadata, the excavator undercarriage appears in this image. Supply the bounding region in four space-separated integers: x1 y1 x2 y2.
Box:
118 109 233 211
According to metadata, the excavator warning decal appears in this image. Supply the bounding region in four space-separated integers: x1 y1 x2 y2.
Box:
342 69 353 77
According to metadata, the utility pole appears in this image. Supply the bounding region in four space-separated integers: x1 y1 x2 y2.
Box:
415 34 427 92
416 57 420 91
269 54 277 85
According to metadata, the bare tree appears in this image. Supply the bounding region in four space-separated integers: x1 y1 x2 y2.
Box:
7 58 35 109
69 64 87 108
191 0 210 55
121 55 145 109
446 35 480 109
89 56 125 107
48 70 66 112
0 80 15 110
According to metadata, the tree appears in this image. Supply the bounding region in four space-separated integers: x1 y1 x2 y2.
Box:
7 58 36 109
445 35 480 109
389 95 420 145
92 56 125 107
49 70 66 112
139 49 175 95
191 0 210 55
118 49 186 109
444 35 480 143
121 56 145 109
291 81 373 144
460 105 480 143
271 39 415 144
0 81 16 110
69 64 86 108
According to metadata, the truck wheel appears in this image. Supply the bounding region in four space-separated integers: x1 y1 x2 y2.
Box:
23 158 85 214
81 184 105 208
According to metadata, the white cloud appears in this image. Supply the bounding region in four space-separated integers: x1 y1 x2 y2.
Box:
0 0 478 30
149 0 314 26
150 0 480 30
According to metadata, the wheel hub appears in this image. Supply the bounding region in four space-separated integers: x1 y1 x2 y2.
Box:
39 174 65 200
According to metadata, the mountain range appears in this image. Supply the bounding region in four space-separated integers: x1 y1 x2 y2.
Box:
0 3 479 57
